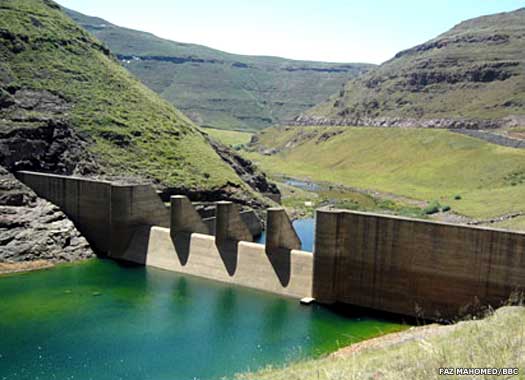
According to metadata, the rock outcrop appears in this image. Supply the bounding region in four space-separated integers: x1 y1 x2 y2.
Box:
304 8 525 126
290 115 512 130
0 166 95 264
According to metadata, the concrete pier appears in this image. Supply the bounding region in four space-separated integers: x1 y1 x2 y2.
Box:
266 208 301 251
215 201 253 244
170 195 209 235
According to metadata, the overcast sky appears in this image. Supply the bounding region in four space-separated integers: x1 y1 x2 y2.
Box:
58 0 524 64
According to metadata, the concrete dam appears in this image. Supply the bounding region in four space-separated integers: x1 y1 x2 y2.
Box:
17 171 525 320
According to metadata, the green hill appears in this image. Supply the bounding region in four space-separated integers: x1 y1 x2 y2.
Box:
302 8 525 127
0 0 268 204
64 8 373 131
246 126 525 219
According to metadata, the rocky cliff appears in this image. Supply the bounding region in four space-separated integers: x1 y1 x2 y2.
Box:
0 166 94 265
304 8 525 127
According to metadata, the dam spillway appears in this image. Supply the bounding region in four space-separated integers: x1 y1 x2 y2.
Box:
15 171 525 320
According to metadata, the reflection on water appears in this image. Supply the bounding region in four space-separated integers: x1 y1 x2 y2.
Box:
0 260 405 380
257 218 315 252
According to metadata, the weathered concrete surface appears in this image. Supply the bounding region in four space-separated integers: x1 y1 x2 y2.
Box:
266 208 301 251
110 184 169 262
314 209 525 320
203 209 262 237
16 171 169 259
144 227 313 299
170 195 209 234
216 201 253 244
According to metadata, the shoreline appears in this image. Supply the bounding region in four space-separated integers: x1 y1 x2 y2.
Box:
0 260 58 276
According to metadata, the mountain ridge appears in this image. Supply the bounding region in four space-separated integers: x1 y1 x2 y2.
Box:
64 7 374 131
300 7 525 128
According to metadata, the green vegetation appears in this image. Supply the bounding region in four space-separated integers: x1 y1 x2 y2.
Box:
202 128 253 147
64 8 373 131
275 178 427 219
0 0 249 190
308 8 525 122
238 306 525 380
423 200 442 215
247 127 525 219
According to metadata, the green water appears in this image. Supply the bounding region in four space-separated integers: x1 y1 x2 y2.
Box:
0 260 405 380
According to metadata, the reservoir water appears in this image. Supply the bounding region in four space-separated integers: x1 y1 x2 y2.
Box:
0 260 405 380
257 218 315 251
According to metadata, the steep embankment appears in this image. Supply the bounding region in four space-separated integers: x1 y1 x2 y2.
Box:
300 8 525 128
65 8 374 131
0 0 275 265
240 306 525 380
247 126 525 221
0 0 276 203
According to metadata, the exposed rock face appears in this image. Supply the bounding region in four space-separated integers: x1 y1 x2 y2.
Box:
304 8 525 125
206 137 279 196
0 166 95 263
0 118 100 174
0 81 99 267
291 115 511 129
160 136 280 210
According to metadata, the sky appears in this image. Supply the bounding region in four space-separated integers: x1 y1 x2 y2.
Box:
57 0 524 64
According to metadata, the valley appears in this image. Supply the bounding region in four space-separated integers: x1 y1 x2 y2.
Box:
1 2 525 380
243 126 525 228
65 8 373 131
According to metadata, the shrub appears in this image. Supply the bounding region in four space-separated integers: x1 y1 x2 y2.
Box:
441 205 451 212
423 200 441 215
454 194 462 200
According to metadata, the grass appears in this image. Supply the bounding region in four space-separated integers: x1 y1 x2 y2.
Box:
0 0 247 190
202 127 253 147
247 126 525 219
238 306 525 380
275 178 427 219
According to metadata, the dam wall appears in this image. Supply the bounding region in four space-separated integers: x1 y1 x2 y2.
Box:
16 171 169 257
314 209 525 320
16 171 525 316
139 197 313 299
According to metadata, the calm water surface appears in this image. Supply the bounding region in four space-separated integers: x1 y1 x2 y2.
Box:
257 218 315 252
0 260 405 380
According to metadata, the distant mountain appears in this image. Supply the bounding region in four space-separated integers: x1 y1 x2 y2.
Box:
300 8 525 128
64 8 374 131
0 0 273 206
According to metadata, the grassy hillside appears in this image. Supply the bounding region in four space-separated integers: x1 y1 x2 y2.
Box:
203 128 253 147
0 0 253 192
307 8 525 123
246 126 525 219
64 8 374 131
239 306 525 380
